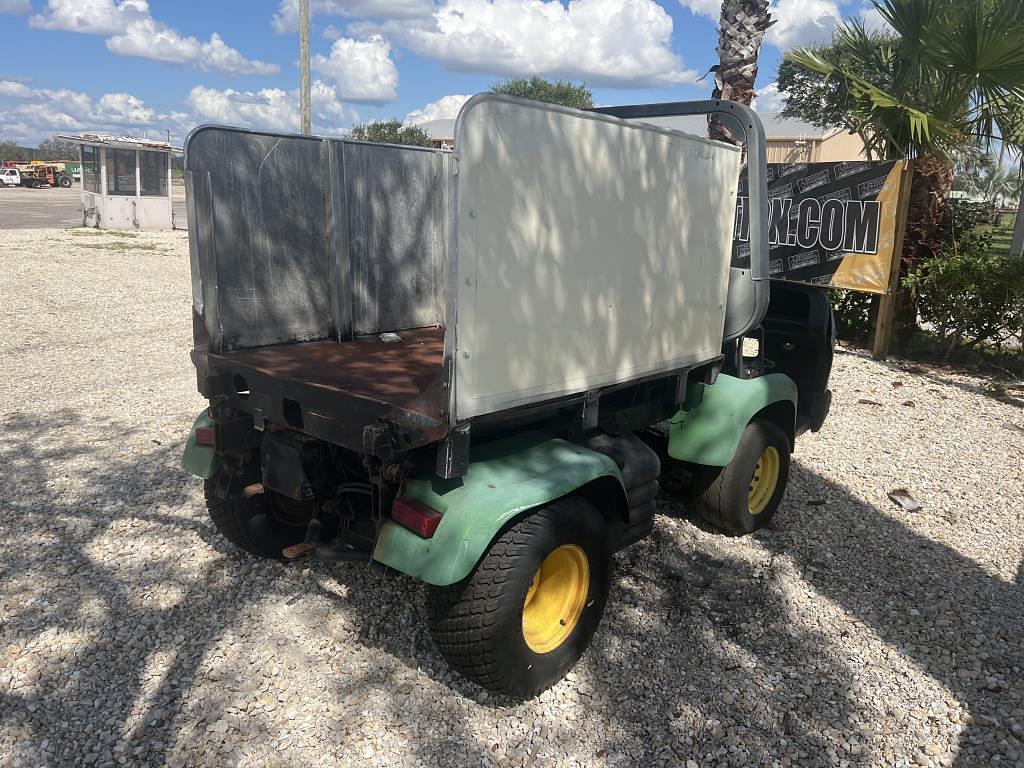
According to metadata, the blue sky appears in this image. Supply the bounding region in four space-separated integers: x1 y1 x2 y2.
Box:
0 0 880 145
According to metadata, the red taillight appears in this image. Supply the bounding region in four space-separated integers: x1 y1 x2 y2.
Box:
391 496 443 538
195 426 216 446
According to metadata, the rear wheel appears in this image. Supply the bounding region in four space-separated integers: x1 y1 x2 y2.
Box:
692 418 790 534
59 176 72 188
426 497 610 699
204 463 314 559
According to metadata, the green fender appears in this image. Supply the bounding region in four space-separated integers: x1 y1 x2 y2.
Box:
181 409 219 479
668 373 797 467
372 431 624 586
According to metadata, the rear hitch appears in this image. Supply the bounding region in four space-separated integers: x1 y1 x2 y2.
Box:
281 516 371 562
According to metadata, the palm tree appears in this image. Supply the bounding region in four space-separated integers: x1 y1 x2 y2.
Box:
709 0 774 144
955 149 1017 207
784 0 1024 329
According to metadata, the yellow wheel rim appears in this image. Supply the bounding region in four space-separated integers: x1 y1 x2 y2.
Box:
748 445 780 515
522 544 590 654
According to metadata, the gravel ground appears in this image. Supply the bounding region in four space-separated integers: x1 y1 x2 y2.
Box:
2 228 1023 768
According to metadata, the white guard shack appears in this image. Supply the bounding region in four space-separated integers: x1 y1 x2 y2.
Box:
61 134 179 230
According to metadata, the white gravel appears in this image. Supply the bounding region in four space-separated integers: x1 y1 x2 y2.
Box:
1 227 1023 768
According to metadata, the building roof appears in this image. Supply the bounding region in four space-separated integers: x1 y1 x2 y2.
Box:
637 113 838 139
418 119 456 140
59 134 181 153
415 112 837 142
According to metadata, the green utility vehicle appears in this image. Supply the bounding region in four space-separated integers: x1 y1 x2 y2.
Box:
181 95 833 698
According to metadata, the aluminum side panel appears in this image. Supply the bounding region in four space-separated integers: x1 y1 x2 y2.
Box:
451 95 741 420
183 126 450 352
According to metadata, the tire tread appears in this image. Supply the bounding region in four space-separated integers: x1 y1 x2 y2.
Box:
426 498 607 698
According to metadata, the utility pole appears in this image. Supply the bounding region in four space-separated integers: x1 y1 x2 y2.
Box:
299 0 312 135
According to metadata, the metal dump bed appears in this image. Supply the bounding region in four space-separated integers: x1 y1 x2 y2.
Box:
185 95 769 472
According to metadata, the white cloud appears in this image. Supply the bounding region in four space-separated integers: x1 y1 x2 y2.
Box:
0 0 31 15
187 82 358 135
0 80 33 98
353 0 695 88
766 0 842 49
322 24 344 39
752 81 785 112
106 19 279 75
272 0 432 34
30 0 277 75
405 94 471 124
0 77 358 147
94 92 156 125
30 0 150 34
858 2 892 34
677 0 720 19
0 82 189 145
311 35 398 104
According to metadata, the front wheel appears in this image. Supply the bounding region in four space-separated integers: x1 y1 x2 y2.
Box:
426 496 610 699
692 418 791 534
59 176 72 188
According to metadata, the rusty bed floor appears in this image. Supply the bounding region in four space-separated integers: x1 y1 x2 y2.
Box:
213 327 446 417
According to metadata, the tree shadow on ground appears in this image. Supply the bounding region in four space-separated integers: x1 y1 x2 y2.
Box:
2 408 1019 767
310 452 1022 766
0 409 267 767
756 458 1023 766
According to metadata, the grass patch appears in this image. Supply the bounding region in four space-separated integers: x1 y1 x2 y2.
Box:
67 228 139 239
975 220 1014 255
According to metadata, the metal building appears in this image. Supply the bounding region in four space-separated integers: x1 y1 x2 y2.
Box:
61 134 180 230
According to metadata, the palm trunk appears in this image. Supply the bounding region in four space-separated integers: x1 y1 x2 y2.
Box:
894 150 955 334
709 0 773 144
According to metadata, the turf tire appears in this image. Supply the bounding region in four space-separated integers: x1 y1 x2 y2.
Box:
426 496 610 699
692 418 790 534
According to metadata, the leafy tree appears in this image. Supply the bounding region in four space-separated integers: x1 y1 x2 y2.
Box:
709 0 774 143
490 77 594 110
783 0 1024 332
349 120 433 147
0 140 32 162
36 136 80 160
777 31 897 157
953 149 1018 207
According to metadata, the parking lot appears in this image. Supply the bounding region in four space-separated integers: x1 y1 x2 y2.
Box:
0 184 188 229
1 227 1022 767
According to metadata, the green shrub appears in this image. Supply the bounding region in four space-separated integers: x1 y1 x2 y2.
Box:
827 288 875 343
903 230 1024 360
349 120 433 147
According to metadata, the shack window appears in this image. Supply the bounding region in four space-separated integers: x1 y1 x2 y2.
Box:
81 145 101 193
106 149 136 196
139 150 167 197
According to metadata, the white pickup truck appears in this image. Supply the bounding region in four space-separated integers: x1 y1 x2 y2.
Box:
0 168 21 187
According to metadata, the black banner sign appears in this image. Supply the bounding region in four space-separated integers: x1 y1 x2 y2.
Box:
732 160 905 294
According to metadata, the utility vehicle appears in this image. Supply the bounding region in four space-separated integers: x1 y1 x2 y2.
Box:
0 163 72 188
181 95 833 698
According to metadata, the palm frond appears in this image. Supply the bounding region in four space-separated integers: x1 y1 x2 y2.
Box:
927 0 1024 95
